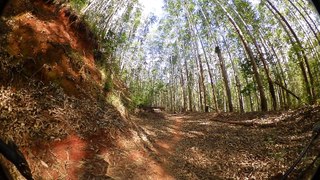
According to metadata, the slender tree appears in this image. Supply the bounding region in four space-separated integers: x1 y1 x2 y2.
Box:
217 0 268 111
265 0 315 103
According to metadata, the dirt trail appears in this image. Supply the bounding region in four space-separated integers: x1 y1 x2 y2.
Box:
34 110 313 179
105 114 186 180
133 112 225 179
153 115 183 154
131 109 320 179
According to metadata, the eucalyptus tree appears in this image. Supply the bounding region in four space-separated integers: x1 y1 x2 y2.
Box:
215 46 233 112
79 0 141 80
256 3 297 107
83 0 138 35
222 36 244 112
180 0 208 111
136 4 198 112
118 8 143 73
296 1 320 36
286 0 320 45
214 0 268 111
204 2 250 111
197 0 222 112
229 0 277 110
199 4 235 112
264 0 315 103
116 0 320 112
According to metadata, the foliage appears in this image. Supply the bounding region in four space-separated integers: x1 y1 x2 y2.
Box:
69 0 87 11
103 80 113 92
68 0 320 112
241 82 256 96
239 57 254 77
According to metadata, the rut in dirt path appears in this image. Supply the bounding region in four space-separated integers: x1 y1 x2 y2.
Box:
138 113 224 179
135 112 224 179
152 115 184 154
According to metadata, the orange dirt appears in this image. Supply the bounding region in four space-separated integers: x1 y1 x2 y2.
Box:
4 0 101 97
154 116 183 154
30 131 113 179
25 108 319 179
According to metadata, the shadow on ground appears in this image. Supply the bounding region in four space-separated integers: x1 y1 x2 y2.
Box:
133 108 320 179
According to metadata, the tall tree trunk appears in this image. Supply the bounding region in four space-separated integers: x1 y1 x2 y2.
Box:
222 36 244 112
245 77 254 112
289 8 320 89
231 7 277 110
203 52 219 112
258 33 292 109
180 67 187 112
296 1 320 36
194 27 215 112
184 57 193 112
196 56 207 111
287 0 320 45
198 5 220 112
266 0 315 103
217 2 268 111
197 75 203 111
215 46 233 112
185 6 207 111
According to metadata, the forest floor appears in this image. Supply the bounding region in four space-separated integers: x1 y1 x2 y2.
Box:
1 99 319 180
122 107 320 179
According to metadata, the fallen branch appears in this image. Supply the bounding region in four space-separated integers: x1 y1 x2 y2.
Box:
273 81 301 101
211 119 254 126
211 119 279 128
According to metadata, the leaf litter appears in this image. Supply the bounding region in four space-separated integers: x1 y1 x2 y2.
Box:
1 80 320 179
132 107 320 179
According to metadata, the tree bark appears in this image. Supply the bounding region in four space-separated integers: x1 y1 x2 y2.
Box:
266 0 315 103
273 81 301 101
223 37 244 113
231 7 277 110
215 46 233 112
198 5 221 112
287 0 320 45
184 5 207 112
180 67 187 112
217 2 268 111
184 57 193 111
258 33 292 109
296 1 320 36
